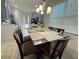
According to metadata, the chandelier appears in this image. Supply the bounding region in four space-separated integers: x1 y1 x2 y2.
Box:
35 0 52 14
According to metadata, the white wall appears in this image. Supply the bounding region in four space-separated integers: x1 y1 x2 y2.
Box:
48 0 78 35
13 9 25 25
5 2 32 28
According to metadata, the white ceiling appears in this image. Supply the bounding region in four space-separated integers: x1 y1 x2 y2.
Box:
5 0 63 13
5 0 44 13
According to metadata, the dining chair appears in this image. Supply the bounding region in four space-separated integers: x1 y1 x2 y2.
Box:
13 30 42 59
13 25 43 59
48 26 55 31
55 28 64 34
15 25 31 43
41 37 70 59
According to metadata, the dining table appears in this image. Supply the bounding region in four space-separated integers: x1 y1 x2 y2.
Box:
22 27 69 46
22 28 69 46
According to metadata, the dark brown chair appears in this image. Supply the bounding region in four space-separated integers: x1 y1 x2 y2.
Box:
55 28 64 34
48 26 55 31
13 26 39 59
15 25 31 43
41 37 70 59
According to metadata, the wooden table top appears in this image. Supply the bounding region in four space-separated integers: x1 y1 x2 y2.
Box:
29 30 63 45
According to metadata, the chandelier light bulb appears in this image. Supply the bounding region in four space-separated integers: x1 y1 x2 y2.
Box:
36 8 40 13
39 4 43 11
47 6 52 14
40 11 44 14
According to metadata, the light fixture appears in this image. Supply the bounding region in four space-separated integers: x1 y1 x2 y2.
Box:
40 11 44 14
43 0 46 8
39 4 43 11
47 6 52 14
35 0 51 14
36 8 40 13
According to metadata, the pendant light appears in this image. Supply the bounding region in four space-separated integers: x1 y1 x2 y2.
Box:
36 8 40 13
35 0 51 14
47 6 52 14
39 4 43 11
40 11 44 14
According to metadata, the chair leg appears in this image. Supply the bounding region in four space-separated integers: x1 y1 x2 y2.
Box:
20 54 24 59
21 56 24 59
35 51 44 59
35 53 41 59
40 55 44 59
59 55 62 59
59 53 63 59
59 50 64 59
50 57 57 59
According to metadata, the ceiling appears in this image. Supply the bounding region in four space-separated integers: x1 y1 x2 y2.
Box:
5 0 44 13
5 0 64 13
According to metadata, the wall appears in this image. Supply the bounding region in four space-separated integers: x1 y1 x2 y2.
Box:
13 9 34 29
4 2 32 28
47 0 78 35
1 0 7 19
46 0 78 58
63 0 78 34
13 9 25 25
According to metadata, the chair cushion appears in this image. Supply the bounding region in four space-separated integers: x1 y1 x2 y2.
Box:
22 40 38 56
23 36 32 42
